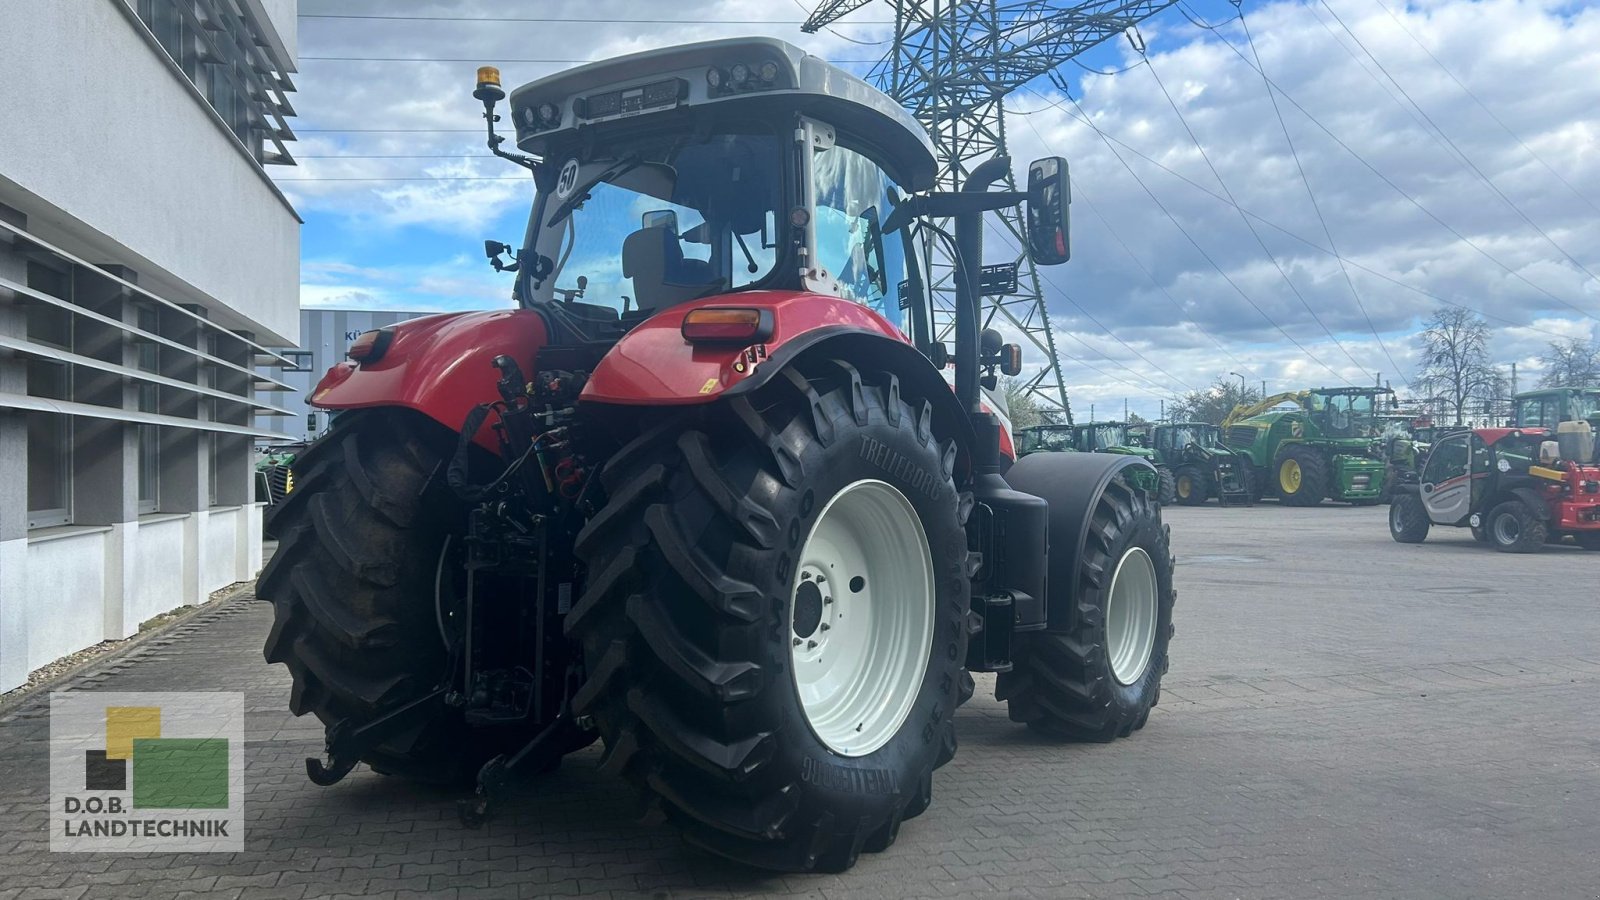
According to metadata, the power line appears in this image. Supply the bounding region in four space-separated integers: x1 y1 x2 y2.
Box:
1311 0 1600 293
1012 101 1257 379
1026 89 1573 339
1056 83 1352 385
1229 3 1410 389
1139 45 1362 385
1368 0 1600 218
1202 20 1600 323
988 228 1200 394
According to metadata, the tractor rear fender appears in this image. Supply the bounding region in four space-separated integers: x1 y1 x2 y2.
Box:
307 309 550 452
582 291 983 464
1002 452 1157 634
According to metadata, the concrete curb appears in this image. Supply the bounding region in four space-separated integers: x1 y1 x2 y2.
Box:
0 581 257 718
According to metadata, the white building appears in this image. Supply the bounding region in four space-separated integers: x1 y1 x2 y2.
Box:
0 0 300 691
258 309 440 443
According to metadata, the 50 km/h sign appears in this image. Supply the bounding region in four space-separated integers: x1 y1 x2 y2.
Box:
50 692 244 852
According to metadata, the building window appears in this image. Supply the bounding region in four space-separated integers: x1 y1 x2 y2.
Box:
135 304 161 513
130 0 294 165
25 261 73 528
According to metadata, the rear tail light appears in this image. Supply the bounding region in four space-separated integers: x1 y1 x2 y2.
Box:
347 328 394 364
681 308 773 344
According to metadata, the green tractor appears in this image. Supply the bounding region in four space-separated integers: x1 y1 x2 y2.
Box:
1068 421 1171 502
1222 387 1392 506
1511 386 1600 430
1148 423 1253 506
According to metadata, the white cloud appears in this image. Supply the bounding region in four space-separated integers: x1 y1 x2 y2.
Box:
282 0 1599 419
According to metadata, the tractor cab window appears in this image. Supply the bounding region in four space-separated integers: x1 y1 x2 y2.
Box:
1579 392 1600 420
1079 425 1124 451
530 129 782 313
811 143 913 336
1421 434 1471 485
1319 392 1375 437
1168 427 1200 450
1516 396 1560 427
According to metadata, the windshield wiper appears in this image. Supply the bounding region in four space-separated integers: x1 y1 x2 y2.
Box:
545 155 643 227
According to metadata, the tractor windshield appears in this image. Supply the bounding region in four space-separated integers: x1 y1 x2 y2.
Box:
1080 425 1126 451
1019 426 1073 454
528 128 784 312
1313 392 1377 438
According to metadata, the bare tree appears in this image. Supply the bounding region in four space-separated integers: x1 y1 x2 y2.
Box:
1414 308 1505 425
1538 337 1600 388
1167 376 1263 426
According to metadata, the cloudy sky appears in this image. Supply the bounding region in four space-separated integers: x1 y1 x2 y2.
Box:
278 0 1600 420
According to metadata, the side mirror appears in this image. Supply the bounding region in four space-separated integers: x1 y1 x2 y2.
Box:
642 210 679 233
485 239 509 259
1026 157 1070 266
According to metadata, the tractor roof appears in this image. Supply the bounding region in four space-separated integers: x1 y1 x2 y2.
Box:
1473 426 1550 446
1159 422 1213 428
507 37 938 190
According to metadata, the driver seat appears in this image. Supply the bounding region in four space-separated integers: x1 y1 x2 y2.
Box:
621 226 717 311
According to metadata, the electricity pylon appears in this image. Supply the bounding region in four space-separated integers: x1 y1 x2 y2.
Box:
804 0 1180 419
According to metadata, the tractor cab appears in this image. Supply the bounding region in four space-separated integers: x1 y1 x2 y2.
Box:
1512 387 1600 430
1305 386 1394 439
1071 421 1147 455
482 38 942 348
1153 422 1223 455
1016 423 1075 455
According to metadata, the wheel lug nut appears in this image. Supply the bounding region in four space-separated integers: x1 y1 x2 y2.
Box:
807 640 817 649
820 624 830 631
793 637 803 646
823 597 832 605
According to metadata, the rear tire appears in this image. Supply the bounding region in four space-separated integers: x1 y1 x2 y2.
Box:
996 469 1175 741
259 409 545 781
1274 445 1328 507
1388 494 1429 543
568 360 971 872
1487 499 1546 553
1173 465 1209 506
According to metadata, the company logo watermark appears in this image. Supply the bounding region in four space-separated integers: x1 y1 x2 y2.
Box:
50 692 244 852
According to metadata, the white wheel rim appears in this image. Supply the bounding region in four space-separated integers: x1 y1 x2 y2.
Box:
1494 513 1520 545
1106 546 1158 686
790 479 934 757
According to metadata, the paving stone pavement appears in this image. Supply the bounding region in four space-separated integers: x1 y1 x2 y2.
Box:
2 503 1598 899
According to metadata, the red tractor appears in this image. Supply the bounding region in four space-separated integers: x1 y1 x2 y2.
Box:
1389 426 1600 552
260 38 1176 871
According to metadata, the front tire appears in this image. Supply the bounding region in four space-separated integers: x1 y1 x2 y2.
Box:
1274 445 1328 507
568 360 971 872
1173 464 1210 506
1487 500 1547 553
996 467 1175 741
1388 494 1429 543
